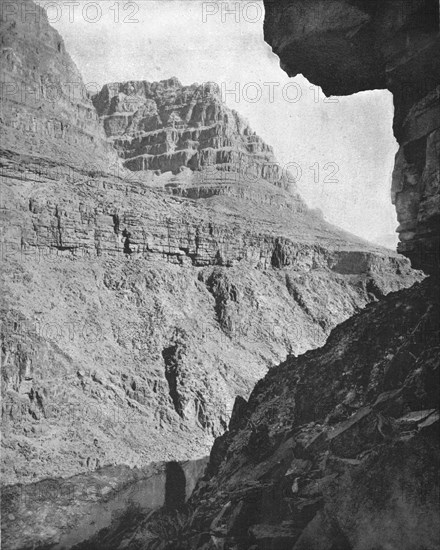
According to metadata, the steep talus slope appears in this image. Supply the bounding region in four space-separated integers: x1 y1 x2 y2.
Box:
1 149 423 549
131 277 439 550
122 2 440 548
263 0 440 272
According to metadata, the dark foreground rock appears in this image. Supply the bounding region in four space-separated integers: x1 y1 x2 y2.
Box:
130 277 439 549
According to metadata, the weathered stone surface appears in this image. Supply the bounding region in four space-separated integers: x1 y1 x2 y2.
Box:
134 6 439 548
263 0 440 272
2 149 421 489
93 78 298 195
0 0 118 169
3 152 423 547
136 277 439 549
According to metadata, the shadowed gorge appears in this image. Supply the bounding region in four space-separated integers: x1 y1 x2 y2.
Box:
0 1 438 549
120 1 438 548
165 461 186 511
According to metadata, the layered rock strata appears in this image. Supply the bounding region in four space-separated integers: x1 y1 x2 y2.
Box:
126 3 440 548
0 2 429 548
2 147 424 547
2 149 421 488
92 79 297 194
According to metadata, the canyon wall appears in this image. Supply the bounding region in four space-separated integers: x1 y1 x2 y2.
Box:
1 0 421 489
3 149 420 488
0 1 431 548
117 3 440 548
0 0 118 169
263 0 440 272
2 125 424 550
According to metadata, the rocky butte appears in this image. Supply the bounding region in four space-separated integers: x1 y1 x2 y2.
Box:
0 0 436 549
92 78 295 192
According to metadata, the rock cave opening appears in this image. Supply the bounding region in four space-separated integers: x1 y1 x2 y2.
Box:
1 1 438 548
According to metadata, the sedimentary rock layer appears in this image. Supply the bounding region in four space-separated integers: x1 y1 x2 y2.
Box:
2 149 421 489
0 2 429 547
93 78 297 194
1 0 421 493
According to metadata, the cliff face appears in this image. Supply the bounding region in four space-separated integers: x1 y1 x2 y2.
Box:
127 3 440 548
263 0 440 273
0 0 117 168
2 149 420 485
92 79 296 193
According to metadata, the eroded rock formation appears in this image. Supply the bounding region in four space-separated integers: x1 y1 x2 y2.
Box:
123 3 439 548
264 0 440 272
93 78 296 193
2 148 421 491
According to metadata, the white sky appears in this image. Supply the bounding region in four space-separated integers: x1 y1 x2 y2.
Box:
40 0 399 247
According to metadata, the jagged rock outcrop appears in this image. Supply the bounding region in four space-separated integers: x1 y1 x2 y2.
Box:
131 277 439 549
114 4 440 548
92 78 297 194
263 0 440 273
1 147 424 548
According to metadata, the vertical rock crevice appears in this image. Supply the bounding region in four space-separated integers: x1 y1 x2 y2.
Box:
162 344 184 417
